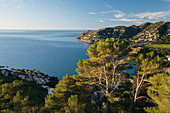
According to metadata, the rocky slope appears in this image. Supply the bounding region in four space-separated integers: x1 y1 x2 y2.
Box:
77 21 170 44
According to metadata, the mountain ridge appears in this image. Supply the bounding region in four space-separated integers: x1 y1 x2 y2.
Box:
77 21 170 44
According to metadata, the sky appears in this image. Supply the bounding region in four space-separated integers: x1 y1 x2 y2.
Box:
0 0 170 29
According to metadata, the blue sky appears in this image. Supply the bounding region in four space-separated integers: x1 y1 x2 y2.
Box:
0 0 170 29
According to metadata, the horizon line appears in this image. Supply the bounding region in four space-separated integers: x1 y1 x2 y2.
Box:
0 28 99 30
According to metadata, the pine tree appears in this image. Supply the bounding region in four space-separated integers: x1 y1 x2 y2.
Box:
64 95 86 113
145 70 170 113
45 74 98 112
131 51 166 113
76 38 131 113
0 79 47 112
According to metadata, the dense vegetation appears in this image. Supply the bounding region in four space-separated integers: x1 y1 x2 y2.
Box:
0 38 170 113
0 76 48 113
143 44 170 56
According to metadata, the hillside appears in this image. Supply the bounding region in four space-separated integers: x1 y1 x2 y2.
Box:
0 67 59 88
77 21 170 44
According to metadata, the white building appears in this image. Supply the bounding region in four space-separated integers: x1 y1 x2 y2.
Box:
166 56 170 61
1 69 10 76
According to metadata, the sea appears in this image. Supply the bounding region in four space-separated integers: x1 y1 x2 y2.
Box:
0 29 90 80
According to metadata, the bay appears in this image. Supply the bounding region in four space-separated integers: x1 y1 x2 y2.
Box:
0 30 90 80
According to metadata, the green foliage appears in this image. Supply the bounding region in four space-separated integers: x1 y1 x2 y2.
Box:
64 95 86 113
0 77 48 112
17 107 50 113
145 72 170 113
77 38 131 85
76 38 132 112
143 46 170 56
144 44 170 49
45 74 75 112
134 51 165 75
45 76 59 88
130 50 168 112
45 74 97 113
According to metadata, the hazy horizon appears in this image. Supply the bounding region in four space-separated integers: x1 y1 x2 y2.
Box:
0 21 169 30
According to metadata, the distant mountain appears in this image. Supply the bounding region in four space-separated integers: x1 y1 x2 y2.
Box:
77 21 170 44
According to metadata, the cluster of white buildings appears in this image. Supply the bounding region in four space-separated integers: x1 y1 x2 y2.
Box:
0 68 50 85
0 68 54 94
133 30 160 43
81 30 127 43
1 69 10 76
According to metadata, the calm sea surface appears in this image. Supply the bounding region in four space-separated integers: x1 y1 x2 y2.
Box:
0 30 90 80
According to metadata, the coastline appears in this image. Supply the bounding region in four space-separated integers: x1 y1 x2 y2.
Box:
80 39 93 44
0 66 59 92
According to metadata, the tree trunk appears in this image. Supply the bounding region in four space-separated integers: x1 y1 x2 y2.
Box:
131 74 145 113
98 105 102 113
107 98 110 113
130 98 136 113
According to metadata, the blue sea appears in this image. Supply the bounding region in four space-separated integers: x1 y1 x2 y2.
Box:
0 30 90 80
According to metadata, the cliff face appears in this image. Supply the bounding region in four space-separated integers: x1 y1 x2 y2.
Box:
77 21 170 44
